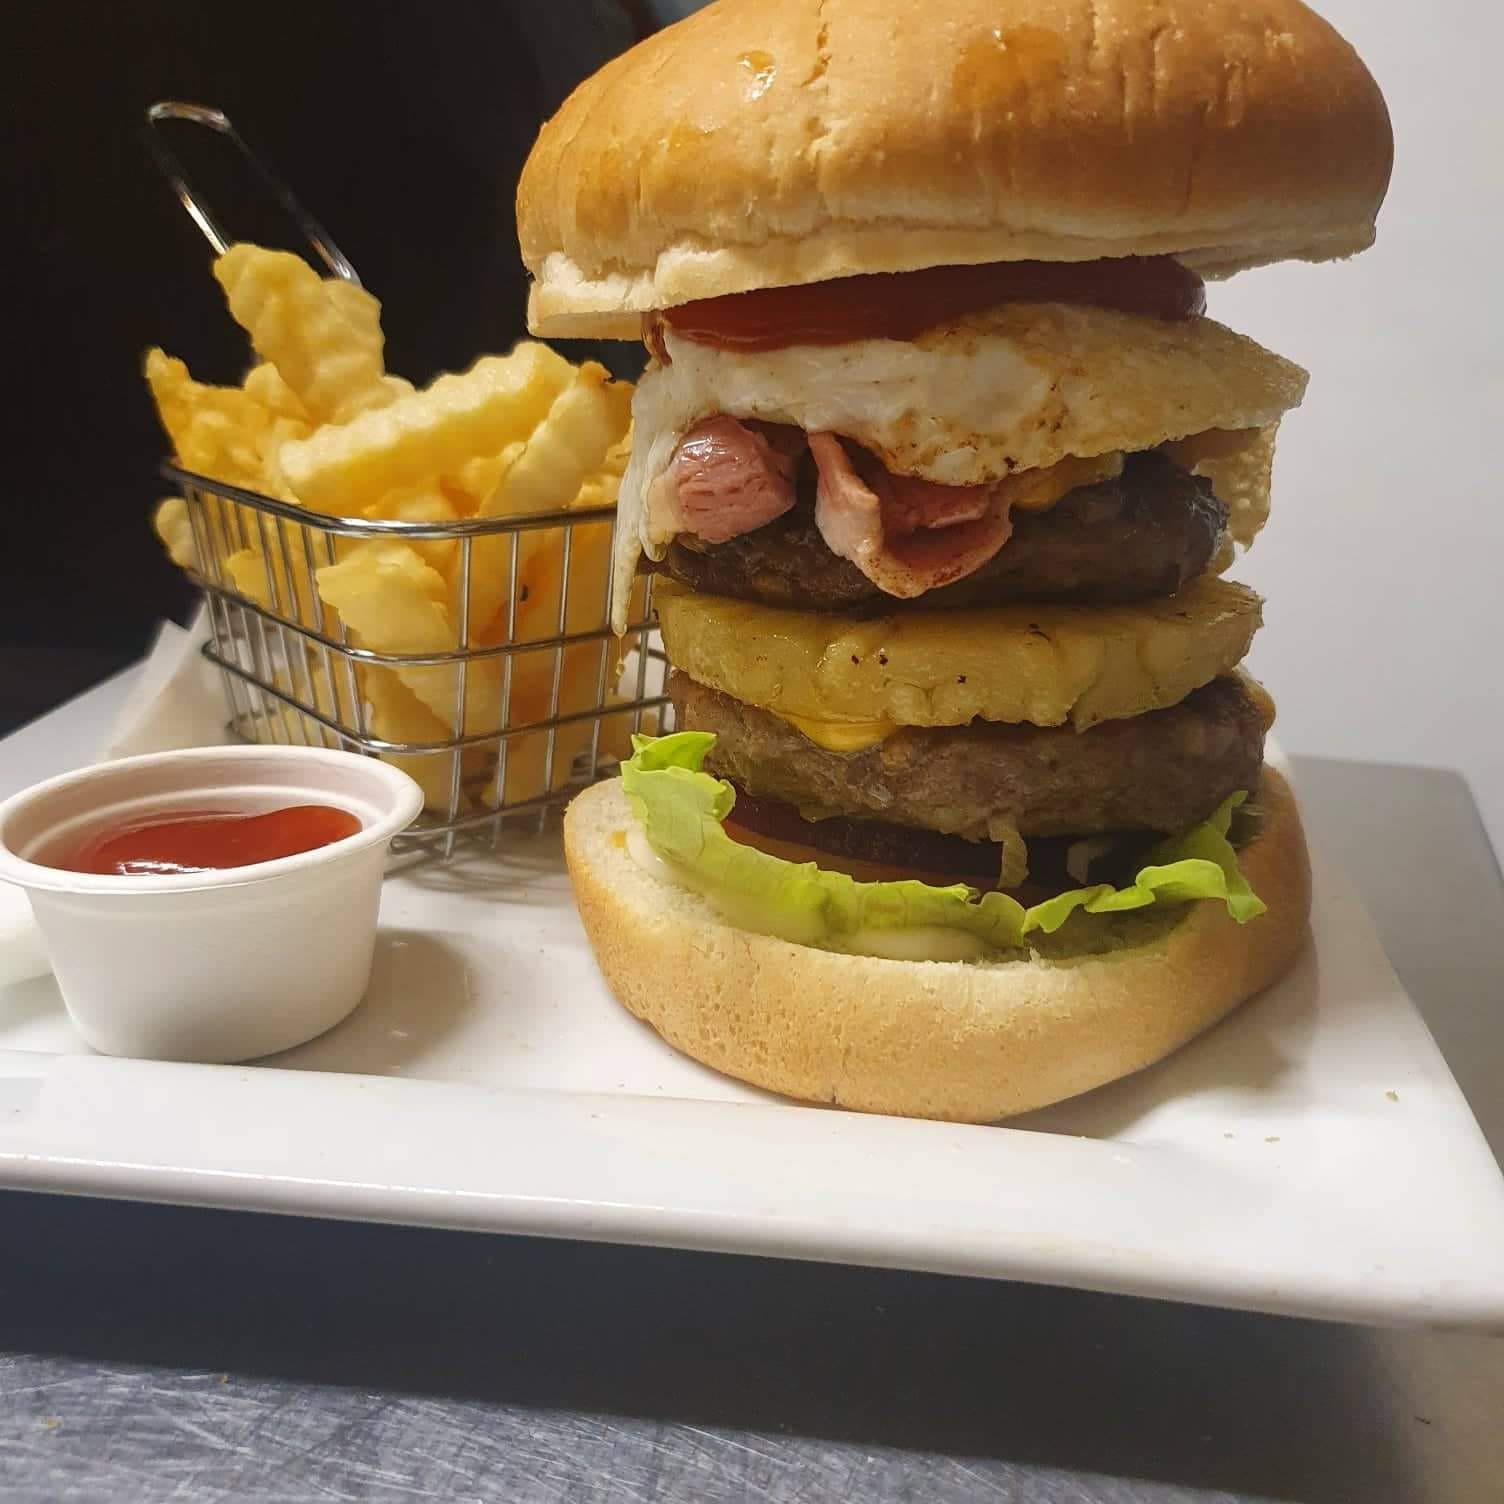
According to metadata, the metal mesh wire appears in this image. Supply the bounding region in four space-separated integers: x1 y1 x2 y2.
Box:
166 463 672 858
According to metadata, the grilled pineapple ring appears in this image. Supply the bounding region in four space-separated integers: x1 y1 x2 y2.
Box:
655 577 1262 731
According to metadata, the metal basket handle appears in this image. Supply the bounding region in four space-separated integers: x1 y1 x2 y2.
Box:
144 101 361 284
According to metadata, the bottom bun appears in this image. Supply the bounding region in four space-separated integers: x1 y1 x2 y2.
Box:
564 768 1311 1123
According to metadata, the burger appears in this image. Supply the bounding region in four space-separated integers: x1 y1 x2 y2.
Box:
519 0 1392 1121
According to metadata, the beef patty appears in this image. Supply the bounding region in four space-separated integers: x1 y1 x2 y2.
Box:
652 451 1226 611
669 670 1266 842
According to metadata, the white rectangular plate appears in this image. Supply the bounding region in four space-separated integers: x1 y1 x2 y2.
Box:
3 780 1503 1331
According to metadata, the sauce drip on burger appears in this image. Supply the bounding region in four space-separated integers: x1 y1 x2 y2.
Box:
657 255 1206 353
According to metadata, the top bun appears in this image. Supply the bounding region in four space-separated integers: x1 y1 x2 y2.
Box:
518 0 1392 339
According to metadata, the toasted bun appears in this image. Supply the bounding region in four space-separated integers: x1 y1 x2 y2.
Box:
564 766 1311 1122
519 0 1393 338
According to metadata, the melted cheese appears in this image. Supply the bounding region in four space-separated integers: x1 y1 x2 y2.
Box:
1008 451 1123 512
774 710 898 753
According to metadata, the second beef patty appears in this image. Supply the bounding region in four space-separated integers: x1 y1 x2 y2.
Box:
669 670 1267 841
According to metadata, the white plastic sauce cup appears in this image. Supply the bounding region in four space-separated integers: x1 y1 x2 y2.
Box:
0 746 424 1063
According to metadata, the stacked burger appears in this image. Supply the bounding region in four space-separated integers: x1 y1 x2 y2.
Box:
519 0 1391 1121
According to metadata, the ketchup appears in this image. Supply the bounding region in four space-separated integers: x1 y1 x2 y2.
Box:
53 805 362 877
662 256 1205 353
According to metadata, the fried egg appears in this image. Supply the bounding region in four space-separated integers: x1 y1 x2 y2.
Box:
613 302 1307 630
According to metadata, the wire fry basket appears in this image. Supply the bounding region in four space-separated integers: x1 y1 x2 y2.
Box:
146 101 669 858
167 463 670 857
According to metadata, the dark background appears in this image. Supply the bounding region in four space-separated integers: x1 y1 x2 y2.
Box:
1 0 653 735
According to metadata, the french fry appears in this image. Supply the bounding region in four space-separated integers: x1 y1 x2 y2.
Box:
145 348 268 489
363 667 466 812
363 484 461 572
316 531 620 750
254 420 313 502
476 364 631 516
468 502 616 660
241 365 316 491
561 424 632 512
304 647 362 729
223 539 333 631
152 497 198 571
242 362 310 423
314 541 505 732
279 343 573 516
447 441 524 515
316 540 451 643
223 546 281 610
569 427 631 510
494 694 636 806
600 425 632 477
461 363 632 641
570 473 622 510
499 720 591 806
273 655 348 733
213 245 395 425
482 518 620 799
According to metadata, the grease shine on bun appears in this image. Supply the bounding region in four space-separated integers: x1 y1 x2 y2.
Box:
519 0 1393 338
565 769 1311 1123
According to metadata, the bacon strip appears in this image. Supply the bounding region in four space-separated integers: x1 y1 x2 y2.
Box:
807 433 1014 598
651 419 1017 598
652 416 800 546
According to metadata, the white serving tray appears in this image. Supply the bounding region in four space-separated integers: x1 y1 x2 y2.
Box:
3 752 1504 1332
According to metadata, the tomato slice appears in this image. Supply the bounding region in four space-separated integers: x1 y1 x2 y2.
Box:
662 256 1205 353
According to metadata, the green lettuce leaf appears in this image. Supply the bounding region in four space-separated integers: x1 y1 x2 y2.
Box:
621 732 1265 956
